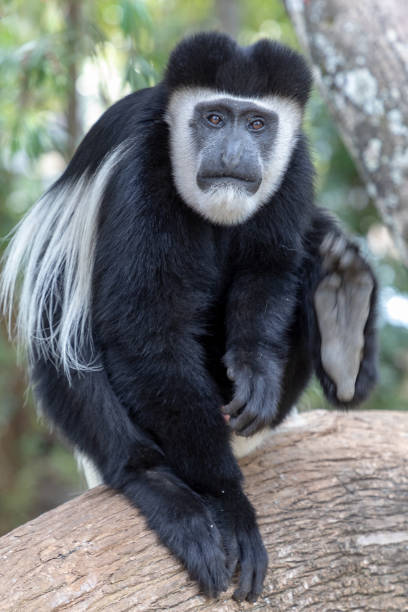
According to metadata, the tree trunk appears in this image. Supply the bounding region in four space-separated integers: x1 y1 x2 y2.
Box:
1 410 407 610
285 0 408 265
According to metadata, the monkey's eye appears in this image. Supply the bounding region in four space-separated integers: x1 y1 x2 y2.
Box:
207 113 223 126
249 118 265 132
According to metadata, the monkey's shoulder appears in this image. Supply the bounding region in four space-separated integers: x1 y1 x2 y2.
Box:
60 86 166 183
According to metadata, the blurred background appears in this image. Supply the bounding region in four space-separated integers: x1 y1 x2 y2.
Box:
0 0 407 536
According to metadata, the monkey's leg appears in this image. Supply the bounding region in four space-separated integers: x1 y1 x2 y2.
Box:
314 232 378 405
31 359 232 599
132 376 268 603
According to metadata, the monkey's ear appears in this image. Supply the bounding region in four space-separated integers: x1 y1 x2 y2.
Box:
164 32 237 92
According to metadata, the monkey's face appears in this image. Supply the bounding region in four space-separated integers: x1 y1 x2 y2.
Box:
166 88 302 225
193 98 276 196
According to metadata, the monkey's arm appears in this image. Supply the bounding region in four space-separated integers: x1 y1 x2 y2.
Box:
223 221 378 436
222 266 298 437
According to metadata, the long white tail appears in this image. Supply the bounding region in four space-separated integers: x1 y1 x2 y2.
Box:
0 146 125 376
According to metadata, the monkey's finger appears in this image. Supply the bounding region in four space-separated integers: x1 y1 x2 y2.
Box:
320 232 338 268
320 231 337 256
229 408 257 434
237 416 264 438
221 397 246 417
321 233 347 271
226 366 235 381
225 537 239 578
247 550 268 603
233 564 253 602
338 244 359 271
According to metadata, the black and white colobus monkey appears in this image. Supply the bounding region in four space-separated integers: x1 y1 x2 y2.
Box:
1 33 377 601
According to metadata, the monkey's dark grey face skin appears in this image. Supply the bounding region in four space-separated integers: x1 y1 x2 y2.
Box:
166 88 303 225
191 99 279 196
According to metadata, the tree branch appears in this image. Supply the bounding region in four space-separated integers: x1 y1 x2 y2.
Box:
1 410 408 610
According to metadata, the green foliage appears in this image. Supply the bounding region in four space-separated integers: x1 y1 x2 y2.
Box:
0 0 407 536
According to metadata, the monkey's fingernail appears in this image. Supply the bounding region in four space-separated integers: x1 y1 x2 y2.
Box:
223 414 231 422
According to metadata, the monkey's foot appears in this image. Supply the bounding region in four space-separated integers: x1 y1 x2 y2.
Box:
314 233 375 402
208 491 268 602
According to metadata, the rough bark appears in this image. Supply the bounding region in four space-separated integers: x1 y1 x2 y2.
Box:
285 0 408 265
1 410 408 610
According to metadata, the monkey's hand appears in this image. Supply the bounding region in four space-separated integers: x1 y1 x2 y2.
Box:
221 349 280 437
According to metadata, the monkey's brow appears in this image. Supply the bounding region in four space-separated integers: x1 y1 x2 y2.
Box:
194 98 273 116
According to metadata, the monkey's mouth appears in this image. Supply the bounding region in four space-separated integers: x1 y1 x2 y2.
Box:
197 174 260 194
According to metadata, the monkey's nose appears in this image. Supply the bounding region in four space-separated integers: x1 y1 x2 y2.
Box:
221 141 243 168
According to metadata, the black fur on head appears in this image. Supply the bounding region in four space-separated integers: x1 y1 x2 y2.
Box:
164 31 312 106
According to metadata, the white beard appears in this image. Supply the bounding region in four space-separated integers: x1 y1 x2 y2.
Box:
193 183 260 225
